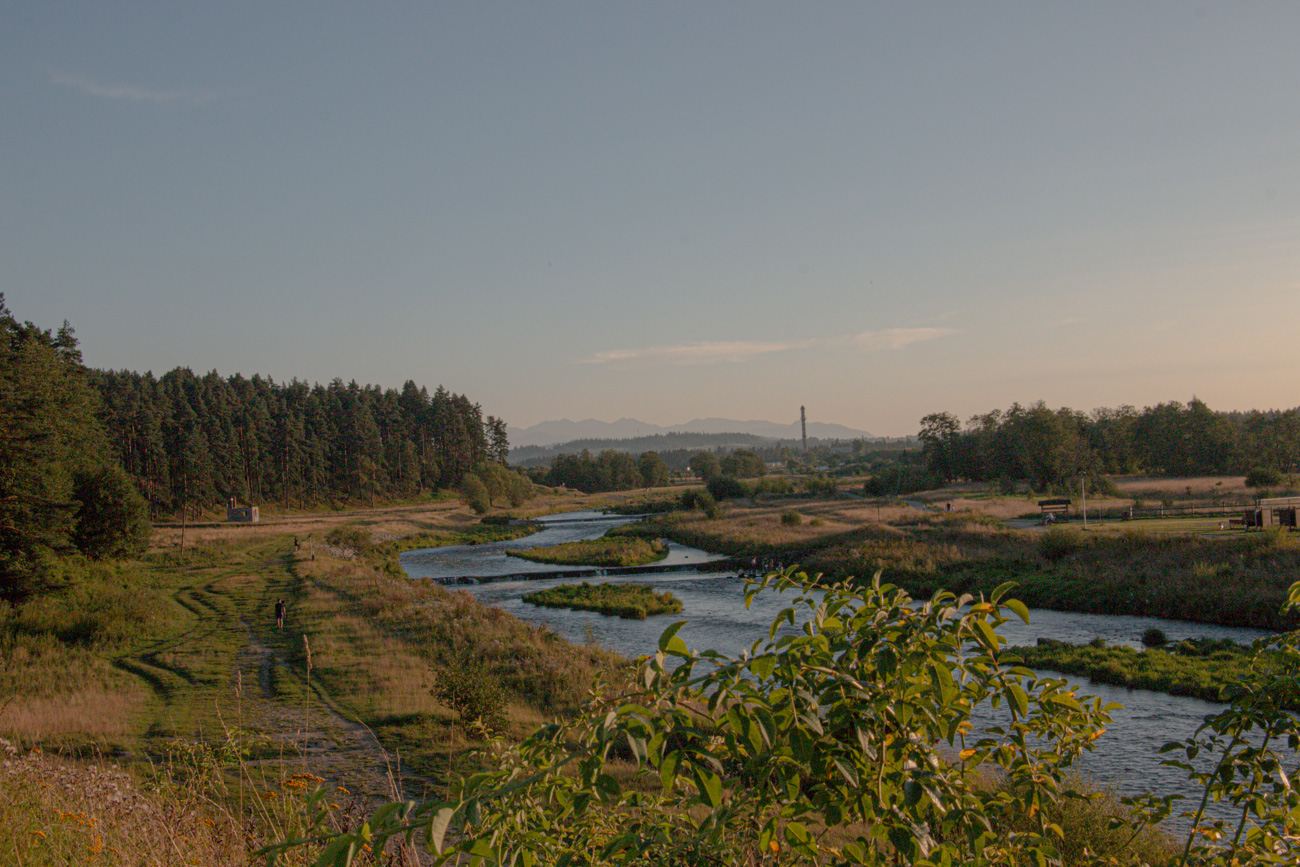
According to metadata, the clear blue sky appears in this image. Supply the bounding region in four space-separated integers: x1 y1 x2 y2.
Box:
5 2 1298 436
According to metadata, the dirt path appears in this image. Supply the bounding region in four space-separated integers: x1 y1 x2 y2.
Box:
232 626 418 802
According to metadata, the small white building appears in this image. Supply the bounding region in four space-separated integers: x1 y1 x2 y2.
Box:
226 498 259 523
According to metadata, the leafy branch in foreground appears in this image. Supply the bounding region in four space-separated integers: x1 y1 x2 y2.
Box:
299 574 1300 866
306 570 1122 865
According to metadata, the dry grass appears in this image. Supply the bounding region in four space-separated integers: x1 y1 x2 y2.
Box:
1111 475 1251 497
0 734 429 866
906 485 1135 518
0 687 150 740
0 739 253 866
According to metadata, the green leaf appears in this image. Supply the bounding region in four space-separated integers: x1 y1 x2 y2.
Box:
747 718 764 753
990 580 1017 603
1006 683 1029 717
1004 598 1030 624
693 766 723 808
427 807 454 855
842 840 868 863
660 750 680 791
974 618 1001 652
832 756 859 787
658 620 690 656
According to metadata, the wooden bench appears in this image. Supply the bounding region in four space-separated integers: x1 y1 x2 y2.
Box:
1037 498 1071 523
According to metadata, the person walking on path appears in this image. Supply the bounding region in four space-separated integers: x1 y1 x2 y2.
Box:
275 599 286 630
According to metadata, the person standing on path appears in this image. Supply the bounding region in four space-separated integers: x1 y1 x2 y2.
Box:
275 599 286 630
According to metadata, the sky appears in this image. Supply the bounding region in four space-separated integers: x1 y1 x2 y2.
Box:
4 3 1299 437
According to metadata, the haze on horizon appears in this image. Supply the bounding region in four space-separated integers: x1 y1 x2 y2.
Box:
4 3 1298 438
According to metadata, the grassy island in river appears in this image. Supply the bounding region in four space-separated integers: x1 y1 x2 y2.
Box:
522 581 683 619
507 536 668 568
1003 636 1282 705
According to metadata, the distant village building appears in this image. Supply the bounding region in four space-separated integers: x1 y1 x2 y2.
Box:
226 497 259 523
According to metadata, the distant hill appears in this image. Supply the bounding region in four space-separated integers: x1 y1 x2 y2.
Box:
508 432 775 466
508 417 874 449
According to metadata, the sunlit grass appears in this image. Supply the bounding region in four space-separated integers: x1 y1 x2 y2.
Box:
507 537 668 567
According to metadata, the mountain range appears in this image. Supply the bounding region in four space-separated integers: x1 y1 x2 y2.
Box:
507 417 875 449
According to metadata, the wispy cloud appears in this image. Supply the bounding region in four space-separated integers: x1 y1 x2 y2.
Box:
848 327 958 350
581 339 815 367
52 71 227 104
583 327 958 367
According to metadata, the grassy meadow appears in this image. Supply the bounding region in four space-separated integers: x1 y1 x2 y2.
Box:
0 493 627 864
3 476 1298 863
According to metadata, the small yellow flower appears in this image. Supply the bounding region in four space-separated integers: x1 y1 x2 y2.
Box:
959 748 977 761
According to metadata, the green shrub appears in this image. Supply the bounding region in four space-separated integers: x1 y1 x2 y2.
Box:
461 476 491 514
680 488 718 518
71 464 150 559
779 510 801 526
1141 627 1168 648
1246 467 1284 487
1039 528 1085 563
311 576 1300 867
705 476 750 501
433 664 506 733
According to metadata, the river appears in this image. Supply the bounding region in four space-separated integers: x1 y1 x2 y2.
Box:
400 510 1281 828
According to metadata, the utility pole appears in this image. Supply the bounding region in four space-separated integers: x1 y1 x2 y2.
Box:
1082 476 1088 530
801 406 807 452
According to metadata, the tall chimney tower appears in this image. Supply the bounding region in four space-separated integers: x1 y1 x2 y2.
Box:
801 405 807 452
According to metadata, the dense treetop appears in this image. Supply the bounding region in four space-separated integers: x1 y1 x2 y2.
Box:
92 367 502 516
916 399 1300 491
0 296 148 598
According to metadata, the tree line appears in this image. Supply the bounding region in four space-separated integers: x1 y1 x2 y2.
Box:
92 368 504 516
535 446 775 494
0 297 150 599
919 398 1300 490
538 450 670 493
0 296 508 598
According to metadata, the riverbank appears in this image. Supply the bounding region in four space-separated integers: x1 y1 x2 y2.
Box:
634 501 1300 631
1004 637 1268 704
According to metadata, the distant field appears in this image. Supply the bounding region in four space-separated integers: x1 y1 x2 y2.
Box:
1082 516 1244 536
